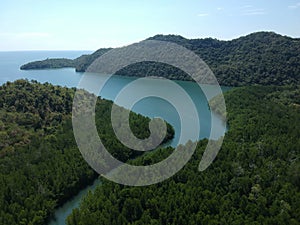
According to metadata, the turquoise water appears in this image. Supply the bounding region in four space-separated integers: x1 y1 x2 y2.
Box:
0 51 229 225
0 51 89 86
48 179 101 225
0 51 229 146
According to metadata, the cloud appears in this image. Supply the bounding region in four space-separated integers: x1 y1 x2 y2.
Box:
243 9 266 15
241 5 253 9
288 2 300 9
241 6 266 16
197 13 209 17
217 7 223 11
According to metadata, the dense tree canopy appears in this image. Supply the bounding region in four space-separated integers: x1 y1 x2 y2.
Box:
0 80 174 225
21 32 300 86
67 85 300 225
11 32 300 223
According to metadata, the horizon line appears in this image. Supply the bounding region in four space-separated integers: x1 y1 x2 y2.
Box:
1 30 299 52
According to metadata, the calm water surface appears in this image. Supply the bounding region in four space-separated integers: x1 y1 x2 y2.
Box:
0 51 230 225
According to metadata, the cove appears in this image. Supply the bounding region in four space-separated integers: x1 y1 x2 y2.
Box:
0 51 230 225
48 74 229 225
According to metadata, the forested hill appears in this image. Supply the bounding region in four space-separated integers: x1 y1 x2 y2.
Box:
148 32 300 86
66 85 300 225
0 80 174 225
20 32 300 86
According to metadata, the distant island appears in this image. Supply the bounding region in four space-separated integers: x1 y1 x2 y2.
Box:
21 31 300 86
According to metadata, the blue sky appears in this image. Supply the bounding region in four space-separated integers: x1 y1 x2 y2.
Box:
0 0 300 50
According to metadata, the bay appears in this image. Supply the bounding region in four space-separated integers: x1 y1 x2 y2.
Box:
0 51 229 225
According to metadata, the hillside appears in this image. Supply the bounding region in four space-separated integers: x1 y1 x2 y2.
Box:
66 85 300 225
20 32 300 86
0 80 174 225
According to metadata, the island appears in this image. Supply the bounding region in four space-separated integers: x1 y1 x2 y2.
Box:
21 31 300 87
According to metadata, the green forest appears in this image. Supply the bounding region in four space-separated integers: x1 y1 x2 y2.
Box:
65 85 300 225
0 80 174 225
5 31 300 225
21 32 300 87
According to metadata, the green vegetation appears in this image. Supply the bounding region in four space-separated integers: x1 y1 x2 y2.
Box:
12 31 300 224
147 32 300 86
73 48 111 72
20 49 111 72
20 58 75 70
66 85 300 225
0 80 174 225
20 32 300 86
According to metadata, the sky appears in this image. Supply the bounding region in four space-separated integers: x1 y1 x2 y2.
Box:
0 0 300 51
